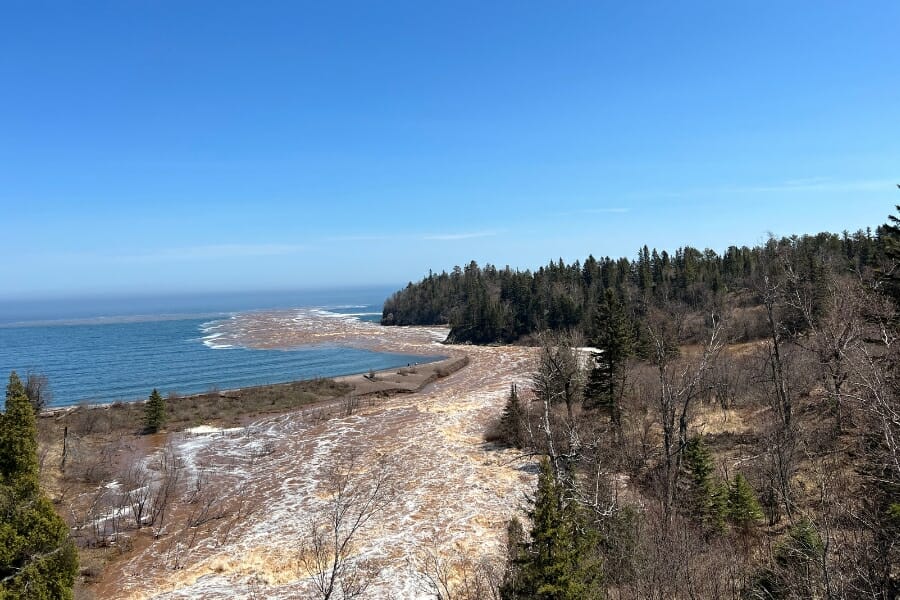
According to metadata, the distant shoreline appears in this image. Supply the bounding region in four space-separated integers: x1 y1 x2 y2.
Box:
5 301 441 409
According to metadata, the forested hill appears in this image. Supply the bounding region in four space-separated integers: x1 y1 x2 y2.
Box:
381 228 887 345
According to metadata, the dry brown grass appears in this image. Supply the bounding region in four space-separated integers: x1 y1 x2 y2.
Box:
39 377 352 441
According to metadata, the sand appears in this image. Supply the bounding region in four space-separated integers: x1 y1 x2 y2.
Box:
92 310 537 599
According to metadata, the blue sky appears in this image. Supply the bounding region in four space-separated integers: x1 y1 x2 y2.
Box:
1 1 898 299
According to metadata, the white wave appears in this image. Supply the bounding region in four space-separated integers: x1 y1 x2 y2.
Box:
199 320 228 333
310 308 372 320
200 332 238 349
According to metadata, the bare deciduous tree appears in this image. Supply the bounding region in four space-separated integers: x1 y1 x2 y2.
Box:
410 538 502 600
297 450 399 599
532 331 585 486
24 371 52 413
122 464 154 529
786 266 864 434
647 305 724 523
756 265 801 525
149 444 184 539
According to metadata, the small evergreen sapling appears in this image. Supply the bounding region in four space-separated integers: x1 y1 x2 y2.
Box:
726 473 763 531
682 437 726 533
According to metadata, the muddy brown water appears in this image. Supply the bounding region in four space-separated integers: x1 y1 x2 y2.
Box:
94 311 537 599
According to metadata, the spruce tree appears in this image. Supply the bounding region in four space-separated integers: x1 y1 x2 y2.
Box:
0 372 78 599
879 204 900 305
0 373 39 491
584 289 632 426
497 384 525 449
143 388 166 433
500 459 601 600
726 473 763 531
682 437 726 533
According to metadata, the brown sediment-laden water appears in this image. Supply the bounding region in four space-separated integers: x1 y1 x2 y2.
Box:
98 310 537 599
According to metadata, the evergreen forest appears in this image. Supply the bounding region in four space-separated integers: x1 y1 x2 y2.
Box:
387 208 900 598
382 227 884 346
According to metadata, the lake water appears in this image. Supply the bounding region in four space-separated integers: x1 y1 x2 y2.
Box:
0 287 435 407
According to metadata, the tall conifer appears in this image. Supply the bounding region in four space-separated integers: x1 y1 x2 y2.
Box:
0 372 78 598
584 289 633 425
497 384 525 449
0 372 39 491
500 459 601 599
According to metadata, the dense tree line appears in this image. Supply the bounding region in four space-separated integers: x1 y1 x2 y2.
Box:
382 228 884 346
488 231 900 598
400 207 900 598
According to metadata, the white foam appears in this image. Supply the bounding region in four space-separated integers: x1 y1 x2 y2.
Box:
200 331 239 349
185 425 244 435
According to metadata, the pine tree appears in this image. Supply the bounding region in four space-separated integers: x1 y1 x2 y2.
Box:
879 204 900 306
0 372 78 599
682 437 726 533
500 459 602 600
0 373 39 491
584 289 633 425
726 473 763 531
497 384 525 449
143 388 166 433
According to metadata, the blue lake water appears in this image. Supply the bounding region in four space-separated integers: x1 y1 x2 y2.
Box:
0 288 433 407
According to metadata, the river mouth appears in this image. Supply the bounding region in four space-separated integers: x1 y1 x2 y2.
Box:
1 307 449 407
92 311 537 599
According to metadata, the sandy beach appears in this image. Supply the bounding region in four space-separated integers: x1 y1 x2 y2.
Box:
92 310 537 599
